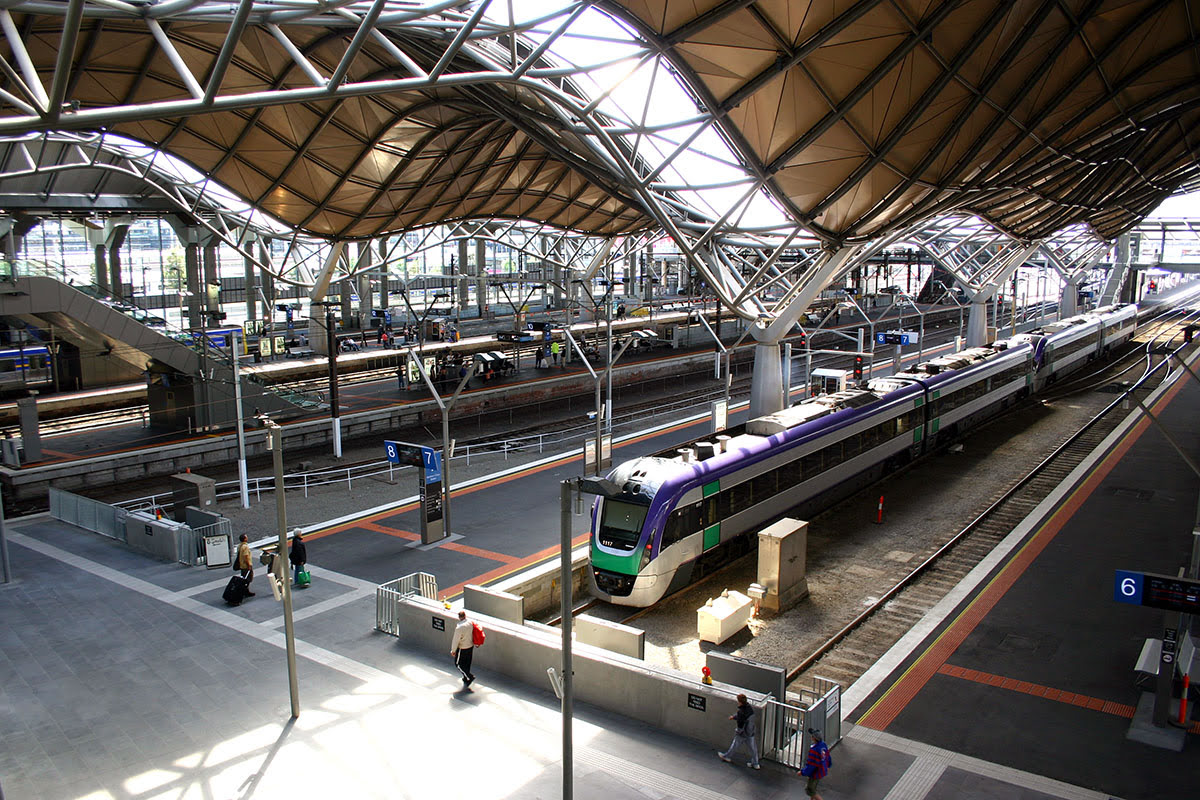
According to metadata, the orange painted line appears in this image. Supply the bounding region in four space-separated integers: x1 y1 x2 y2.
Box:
360 521 418 541
855 371 1192 732
936 663 1139 720
438 532 591 601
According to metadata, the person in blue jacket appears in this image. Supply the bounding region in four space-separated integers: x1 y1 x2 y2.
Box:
797 728 831 797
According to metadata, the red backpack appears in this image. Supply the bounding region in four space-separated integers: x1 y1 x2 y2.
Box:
471 622 486 647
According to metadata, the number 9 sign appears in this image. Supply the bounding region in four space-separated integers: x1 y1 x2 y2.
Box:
1114 570 1144 605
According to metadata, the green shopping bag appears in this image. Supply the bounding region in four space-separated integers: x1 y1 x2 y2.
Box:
296 570 311 588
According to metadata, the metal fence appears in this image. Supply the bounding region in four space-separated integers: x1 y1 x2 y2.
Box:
182 518 234 567
376 572 439 635
49 487 127 541
760 678 841 768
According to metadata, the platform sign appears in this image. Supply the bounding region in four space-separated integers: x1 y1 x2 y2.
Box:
875 331 919 346
259 337 273 357
1114 570 1200 614
384 440 446 544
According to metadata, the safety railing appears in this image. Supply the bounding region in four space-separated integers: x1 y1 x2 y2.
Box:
49 487 128 541
375 572 439 635
185 518 234 567
760 678 841 768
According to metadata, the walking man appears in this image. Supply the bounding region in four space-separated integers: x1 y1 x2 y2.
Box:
717 693 760 769
797 728 831 798
450 610 476 688
551 340 561 366
235 534 255 596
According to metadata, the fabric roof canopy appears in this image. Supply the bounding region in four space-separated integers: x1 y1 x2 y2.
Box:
2 13 654 239
1 1 1197 246
604 0 1200 243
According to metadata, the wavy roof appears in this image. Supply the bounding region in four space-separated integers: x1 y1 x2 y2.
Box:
604 0 1200 242
0 1 1197 245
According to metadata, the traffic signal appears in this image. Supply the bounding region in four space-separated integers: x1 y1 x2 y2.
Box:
853 354 864 380
798 330 807 349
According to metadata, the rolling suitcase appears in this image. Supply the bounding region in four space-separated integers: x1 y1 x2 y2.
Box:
223 573 248 606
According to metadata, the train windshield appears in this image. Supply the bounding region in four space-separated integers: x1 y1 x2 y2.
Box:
597 500 649 551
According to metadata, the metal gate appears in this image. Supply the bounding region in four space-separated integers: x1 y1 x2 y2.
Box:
760 677 841 768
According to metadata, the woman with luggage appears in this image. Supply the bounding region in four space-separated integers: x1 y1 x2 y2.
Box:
289 530 309 587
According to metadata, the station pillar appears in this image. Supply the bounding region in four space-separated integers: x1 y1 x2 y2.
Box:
108 223 129 298
749 320 785 419
966 299 990 348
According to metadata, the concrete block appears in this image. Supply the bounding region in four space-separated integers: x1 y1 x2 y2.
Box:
576 614 645 659
697 589 753 644
464 583 524 624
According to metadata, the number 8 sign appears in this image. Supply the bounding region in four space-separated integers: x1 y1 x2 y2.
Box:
1114 570 1144 605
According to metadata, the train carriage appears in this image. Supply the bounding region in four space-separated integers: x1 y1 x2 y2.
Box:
590 303 1140 608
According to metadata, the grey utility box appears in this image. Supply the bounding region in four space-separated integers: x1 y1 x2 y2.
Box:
171 473 216 522
125 511 188 562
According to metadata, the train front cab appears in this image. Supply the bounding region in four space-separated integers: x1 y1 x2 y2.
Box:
589 494 663 605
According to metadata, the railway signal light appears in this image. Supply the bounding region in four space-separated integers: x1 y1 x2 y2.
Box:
798 330 807 349
853 354 864 380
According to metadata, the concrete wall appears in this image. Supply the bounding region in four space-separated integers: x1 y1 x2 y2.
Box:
490 547 591 620
576 614 645 659
464 584 524 623
384 593 764 749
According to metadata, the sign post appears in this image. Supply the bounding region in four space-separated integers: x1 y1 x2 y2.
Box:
385 440 446 544
1115 569 1197 726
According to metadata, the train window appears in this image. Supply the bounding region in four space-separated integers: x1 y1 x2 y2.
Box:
801 451 821 475
823 442 843 469
663 506 697 548
702 495 721 527
597 500 649 551
729 481 753 514
778 459 802 488
753 471 776 497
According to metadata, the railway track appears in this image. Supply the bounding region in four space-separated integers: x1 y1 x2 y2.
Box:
785 330 1179 694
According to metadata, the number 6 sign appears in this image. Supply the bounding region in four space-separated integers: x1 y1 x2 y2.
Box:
1114 570 1144 605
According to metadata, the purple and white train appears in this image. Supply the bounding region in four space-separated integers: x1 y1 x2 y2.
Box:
589 304 1138 606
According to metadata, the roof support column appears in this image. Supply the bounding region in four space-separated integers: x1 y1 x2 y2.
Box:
308 241 346 355
749 245 860 419
202 239 220 324
243 234 257 323
184 240 202 329
107 222 129 299
86 226 108 292
964 242 1039 347
378 239 390 311
1 215 36 274
356 242 374 328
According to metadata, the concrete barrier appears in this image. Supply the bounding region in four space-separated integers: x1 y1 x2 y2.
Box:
490 546 591 619
464 583 524 623
576 614 645 659
379 592 765 749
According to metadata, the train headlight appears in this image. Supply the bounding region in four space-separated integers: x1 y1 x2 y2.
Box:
639 546 652 571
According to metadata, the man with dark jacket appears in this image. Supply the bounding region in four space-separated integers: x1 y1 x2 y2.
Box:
717 693 760 769
288 530 307 586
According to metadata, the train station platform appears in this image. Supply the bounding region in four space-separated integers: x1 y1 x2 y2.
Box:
3 327 1196 799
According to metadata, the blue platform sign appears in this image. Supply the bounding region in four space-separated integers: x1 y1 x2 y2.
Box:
1114 570 1144 605
422 449 442 484
875 331 913 346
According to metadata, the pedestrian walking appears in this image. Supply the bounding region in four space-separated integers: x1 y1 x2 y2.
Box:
797 728 831 797
376 325 384 344
380 329 390 349
535 346 544 368
551 340 561 366
717 693 760 769
288 529 308 586
450 610 479 688
235 534 255 596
